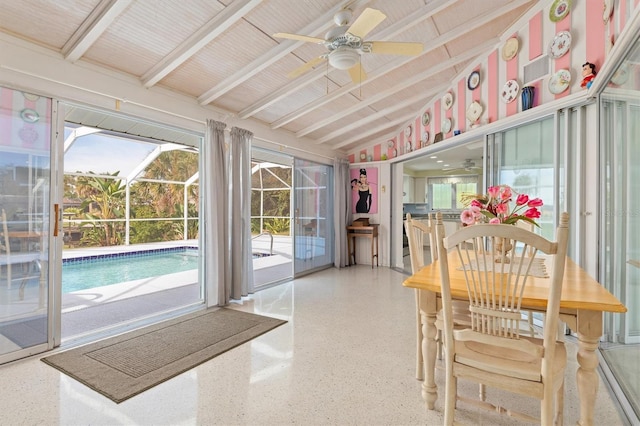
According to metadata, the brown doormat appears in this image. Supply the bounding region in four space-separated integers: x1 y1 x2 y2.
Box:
41 308 286 403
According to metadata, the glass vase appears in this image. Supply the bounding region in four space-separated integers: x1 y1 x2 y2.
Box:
521 86 535 111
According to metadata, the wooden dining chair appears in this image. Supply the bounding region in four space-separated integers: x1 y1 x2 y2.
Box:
404 213 436 380
516 220 539 336
434 212 570 425
404 213 473 380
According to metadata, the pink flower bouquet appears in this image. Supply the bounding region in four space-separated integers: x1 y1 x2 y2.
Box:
460 185 543 227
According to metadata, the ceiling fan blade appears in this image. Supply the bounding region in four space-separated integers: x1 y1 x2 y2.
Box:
273 32 324 44
348 62 367 84
369 41 423 56
347 8 386 39
287 56 327 79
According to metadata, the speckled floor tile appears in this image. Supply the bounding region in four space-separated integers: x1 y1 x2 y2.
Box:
0 266 628 425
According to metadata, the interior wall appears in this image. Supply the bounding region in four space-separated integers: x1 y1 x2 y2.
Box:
348 0 639 163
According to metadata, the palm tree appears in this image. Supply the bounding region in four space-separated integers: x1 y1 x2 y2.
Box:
134 150 198 217
78 172 126 246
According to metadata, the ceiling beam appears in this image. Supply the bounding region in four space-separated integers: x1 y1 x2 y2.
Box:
294 38 496 144
198 0 371 105
238 0 456 119
272 0 530 131
327 82 452 150
62 0 132 62
307 42 491 144
330 114 416 150
141 0 263 89
314 91 426 144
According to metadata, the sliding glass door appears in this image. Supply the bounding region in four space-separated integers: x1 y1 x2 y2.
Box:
486 117 558 239
250 149 293 287
293 159 334 275
0 87 55 363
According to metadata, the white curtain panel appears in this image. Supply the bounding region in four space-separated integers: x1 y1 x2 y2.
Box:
202 119 228 307
229 127 254 300
333 157 352 268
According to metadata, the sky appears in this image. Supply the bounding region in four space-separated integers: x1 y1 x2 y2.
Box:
64 132 156 176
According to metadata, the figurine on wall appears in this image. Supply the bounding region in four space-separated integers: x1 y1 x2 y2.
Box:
581 62 597 89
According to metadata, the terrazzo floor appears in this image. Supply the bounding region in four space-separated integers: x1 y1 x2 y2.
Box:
0 265 629 425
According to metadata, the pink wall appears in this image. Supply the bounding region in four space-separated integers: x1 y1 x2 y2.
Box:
349 1 638 163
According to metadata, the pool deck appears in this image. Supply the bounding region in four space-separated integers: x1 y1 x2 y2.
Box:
62 239 200 260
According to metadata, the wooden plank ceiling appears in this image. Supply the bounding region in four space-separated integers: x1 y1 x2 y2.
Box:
0 0 537 154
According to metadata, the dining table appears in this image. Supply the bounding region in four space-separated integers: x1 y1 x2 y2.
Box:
403 252 627 426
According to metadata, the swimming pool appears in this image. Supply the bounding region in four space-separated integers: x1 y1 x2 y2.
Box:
62 247 199 293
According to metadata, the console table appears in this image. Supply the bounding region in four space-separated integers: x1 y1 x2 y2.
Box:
346 224 379 268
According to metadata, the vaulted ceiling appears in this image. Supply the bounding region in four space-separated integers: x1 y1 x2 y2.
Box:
0 0 537 154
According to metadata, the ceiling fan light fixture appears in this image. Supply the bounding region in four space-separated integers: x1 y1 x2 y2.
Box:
328 47 359 70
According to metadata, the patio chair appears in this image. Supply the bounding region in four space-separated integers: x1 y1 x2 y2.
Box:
434 212 570 424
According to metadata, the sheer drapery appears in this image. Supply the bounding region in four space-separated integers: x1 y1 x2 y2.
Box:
333 157 352 267
202 119 227 307
228 127 254 300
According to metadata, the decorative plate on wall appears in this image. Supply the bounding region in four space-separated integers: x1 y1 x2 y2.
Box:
442 118 452 134
603 0 614 22
549 31 572 59
548 69 571 94
442 92 454 110
501 79 520 103
501 37 519 61
404 125 412 138
467 70 480 90
610 64 629 85
421 111 430 126
549 0 571 22
422 131 429 145
466 101 483 123
20 108 40 123
22 92 40 101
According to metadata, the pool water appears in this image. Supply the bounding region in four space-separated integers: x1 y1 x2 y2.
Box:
62 250 199 293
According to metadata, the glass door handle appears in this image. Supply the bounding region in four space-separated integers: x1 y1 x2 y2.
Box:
53 204 60 236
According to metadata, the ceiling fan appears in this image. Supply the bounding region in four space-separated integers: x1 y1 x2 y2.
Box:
443 159 482 172
273 7 423 83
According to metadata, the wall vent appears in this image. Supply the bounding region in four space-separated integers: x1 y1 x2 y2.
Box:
523 55 550 84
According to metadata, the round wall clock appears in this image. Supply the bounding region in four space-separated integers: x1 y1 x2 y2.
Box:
549 0 571 22
549 31 572 59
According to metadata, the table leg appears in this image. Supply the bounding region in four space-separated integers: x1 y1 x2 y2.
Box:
370 236 374 269
347 235 353 266
375 234 379 266
420 289 438 409
575 309 602 426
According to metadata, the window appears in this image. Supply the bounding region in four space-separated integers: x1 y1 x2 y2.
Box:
427 176 479 210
